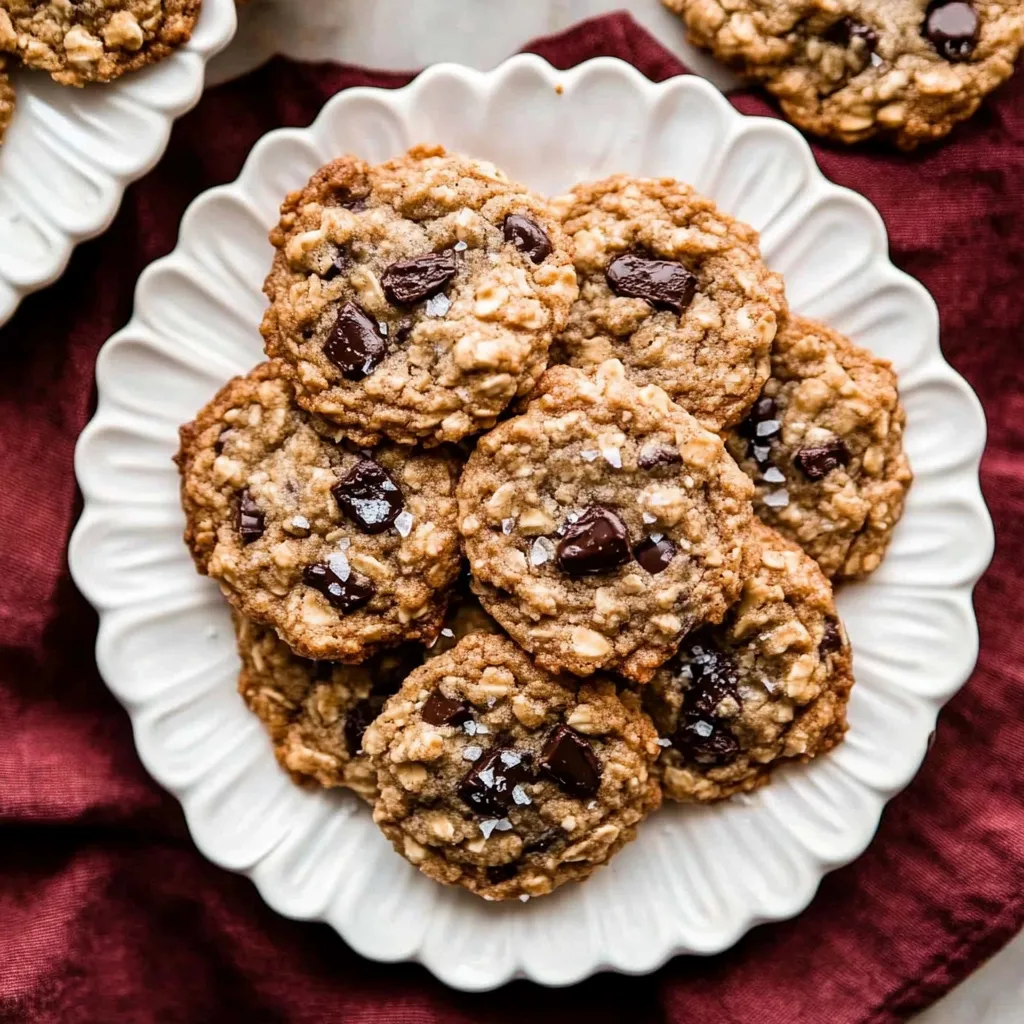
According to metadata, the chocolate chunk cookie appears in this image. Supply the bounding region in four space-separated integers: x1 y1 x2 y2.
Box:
725 316 911 580
0 56 13 145
645 521 853 802
667 0 1024 148
459 359 755 683
177 363 462 662
234 594 502 801
551 174 786 431
0 0 200 86
363 634 661 901
261 145 578 446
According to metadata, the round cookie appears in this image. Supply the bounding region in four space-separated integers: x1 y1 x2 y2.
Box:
176 362 462 661
0 0 200 86
644 521 854 803
363 634 662 901
666 0 1024 149
551 174 785 432
725 315 911 580
234 593 503 801
0 56 13 145
458 359 756 683
261 144 579 446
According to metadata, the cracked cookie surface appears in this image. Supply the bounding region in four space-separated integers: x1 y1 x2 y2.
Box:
551 174 785 432
261 144 578 446
459 359 755 683
363 634 661 901
177 362 462 662
725 315 911 580
0 0 200 86
233 592 500 801
645 521 853 802
666 0 1024 148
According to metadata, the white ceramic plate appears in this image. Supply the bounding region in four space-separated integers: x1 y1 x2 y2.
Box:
0 0 237 327
68 56 994 991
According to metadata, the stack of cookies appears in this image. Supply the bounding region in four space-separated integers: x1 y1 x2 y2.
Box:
176 145 912 901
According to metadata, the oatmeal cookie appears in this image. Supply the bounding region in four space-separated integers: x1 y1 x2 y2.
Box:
177 362 462 662
725 315 911 580
261 145 578 446
459 359 755 683
0 0 200 86
666 0 1024 148
234 593 501 801
551 174 785 432
0 56 13 145
363 634 662 901
645 521 853 802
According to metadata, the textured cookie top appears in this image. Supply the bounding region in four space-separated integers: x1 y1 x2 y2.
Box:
261 145 578 446
176 363 462 662
0 56 13 144
725 315 912 580
669 0 1024 148
0 0 200 86
645 520 854 803
552 174 785 431
459 359 755 683
363 634 661 901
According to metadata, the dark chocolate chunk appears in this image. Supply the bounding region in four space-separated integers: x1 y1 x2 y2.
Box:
322 251 351 281
312 660 335 682
824 16 879 51
458 746 535 817
486 863 519 885
522 829 561 855
381 250 457 305
236 490 265 544
214 428 233 454
820 617 843 653
737 396 778 438
793 437 850 480
302 561 375 615
634 535 676 575
605 253 697 314
323 302 388 380
503 214 552 264
344 694 387 756
421 690 472 727
539 725 602 798
555 506 632 577
924 1 978 62
672 716 740 766
637 444 683 470
332 458 403 534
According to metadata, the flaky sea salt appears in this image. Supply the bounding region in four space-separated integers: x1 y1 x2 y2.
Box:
642 512 658 524
763 489 790 509
530 537 556 566
656 737 672 748
290 515 310 530
694 720 714 738
327 550 351 581
475 724 489 735
463 745 483 762
756 419 781 438
501 517 516 535
500 751 521 767
512 785 532 806
580 449 600 462
494 819 513 832
453 240 468 252
480 819 500 839
601 445 622 469
425 293 451 317
463 720 477 736
762 466 785 484
441 628 454 638
393 510 414 537
478 767 496 787
519 894 530 903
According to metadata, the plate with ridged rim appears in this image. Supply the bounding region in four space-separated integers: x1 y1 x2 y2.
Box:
68 55 994 991
0 0 237 328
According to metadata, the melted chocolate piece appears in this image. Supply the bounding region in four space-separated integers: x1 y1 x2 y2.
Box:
924 1 978 62
302 562 375 614
381 250 457 305
323 302 388 380
555 506 632 577
503 214 552 263
793 437 850 481
633 535 676 575
522 829 561 855
458 746 535 817
539 725 601 798
322 251 351 281
236 490 265 544
332 458 404 534
344 694 388 756
421 690 472 727
486 863 519 885
637 444 683 471
605 253 697 314
672 717 740 766
820 617 843 653
824 16 879 51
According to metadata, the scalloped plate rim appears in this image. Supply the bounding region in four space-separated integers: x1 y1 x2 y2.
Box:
69 55 995 991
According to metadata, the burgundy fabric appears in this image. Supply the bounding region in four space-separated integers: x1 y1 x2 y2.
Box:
1 11 1022 1023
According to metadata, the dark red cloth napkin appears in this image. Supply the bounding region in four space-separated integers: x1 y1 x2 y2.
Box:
2 11 1023 1023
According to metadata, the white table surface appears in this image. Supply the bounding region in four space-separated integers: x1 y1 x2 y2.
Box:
206 3 1024 1020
